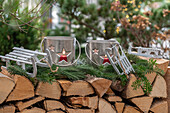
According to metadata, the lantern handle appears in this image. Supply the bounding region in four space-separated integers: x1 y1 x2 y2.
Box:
57 38 81 67
40 37 47 52
85 43 100 66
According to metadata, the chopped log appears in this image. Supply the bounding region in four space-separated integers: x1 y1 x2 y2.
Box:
111 80 125 92
68 96 98 109
66 108 95 113
165 66 170 110
150 100 168 113
16 96 45 111
20 107 45 113
36 81 61 99
124 105 141 113
115 102 125 113
105 88 115 96
47 110 65 113
145 72 157 84
130 96 153 112
155 59 169 75
44 100 65 111
149 75 167 98
57 80 72 91
122 74 144 99
0 73 15 104
97 98 116 113
7 75 34 102
0 105 15 113
138 56 169 75
87 78 112 97
1 66 13 78
66 80 94 96
104 95 122 102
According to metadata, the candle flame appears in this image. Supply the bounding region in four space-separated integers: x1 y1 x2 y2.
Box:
62 48 66 54
105 54 107 57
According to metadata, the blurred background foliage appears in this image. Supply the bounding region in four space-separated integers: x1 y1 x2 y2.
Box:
0 0 169 57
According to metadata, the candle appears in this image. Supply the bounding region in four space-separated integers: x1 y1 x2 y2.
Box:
58 48 68 62
102 55 110 64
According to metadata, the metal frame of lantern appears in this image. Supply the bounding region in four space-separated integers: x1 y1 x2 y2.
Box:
40 36 81 66
0 47 52 77
85 40 134 75
128 46 169 59
85 40 118 66
105 43 135 75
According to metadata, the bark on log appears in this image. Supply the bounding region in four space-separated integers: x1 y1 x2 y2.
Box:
57 80 72 91
122 74 144 99
149 75 167 98
0 73 15 104
150 100 168 113
97 98 116 113
0 105 15 113
68 96 98 109
124 105 140 113
66 80 94 96
1 66 12 78
87 78 112 97
130 96 153 112
6 75 34 102
104 95 122 102
44 100 65 111
16 96 45 111
111 80 125 92
36 81 61 99
47 110 65 113
20 107 45 113
66 108 95 113
115 102 125 113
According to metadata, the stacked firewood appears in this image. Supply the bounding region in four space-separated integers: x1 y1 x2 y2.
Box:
0 57 169 113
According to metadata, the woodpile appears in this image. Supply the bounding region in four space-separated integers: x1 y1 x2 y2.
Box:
0 58 169 113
